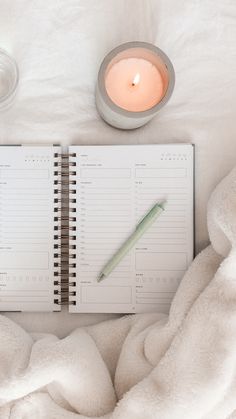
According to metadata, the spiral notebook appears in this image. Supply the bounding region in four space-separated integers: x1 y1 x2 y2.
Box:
0 144 194 313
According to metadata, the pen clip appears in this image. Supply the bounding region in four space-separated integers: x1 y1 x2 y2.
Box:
135 203 165 230
136 212 151 229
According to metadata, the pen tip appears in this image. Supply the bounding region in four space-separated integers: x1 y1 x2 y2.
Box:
97 273 105 282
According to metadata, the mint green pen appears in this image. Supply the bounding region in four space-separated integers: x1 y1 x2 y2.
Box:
97 201 166 282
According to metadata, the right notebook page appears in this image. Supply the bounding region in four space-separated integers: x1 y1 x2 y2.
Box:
69 144 194 313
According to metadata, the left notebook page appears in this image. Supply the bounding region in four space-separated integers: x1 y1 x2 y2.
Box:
0 146 61 312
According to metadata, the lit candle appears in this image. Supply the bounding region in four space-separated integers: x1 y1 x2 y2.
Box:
96 42 175 130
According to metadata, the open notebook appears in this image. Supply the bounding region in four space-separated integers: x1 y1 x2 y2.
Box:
0 144 194 313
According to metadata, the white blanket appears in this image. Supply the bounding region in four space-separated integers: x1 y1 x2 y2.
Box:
0 166 236 418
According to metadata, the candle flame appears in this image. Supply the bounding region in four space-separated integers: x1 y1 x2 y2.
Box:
132 73 140 86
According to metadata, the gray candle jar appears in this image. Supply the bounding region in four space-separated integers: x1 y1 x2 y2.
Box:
95 42 175 130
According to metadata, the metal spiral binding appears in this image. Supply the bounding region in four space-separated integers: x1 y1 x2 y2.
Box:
53 152 77 306
68 152 77 307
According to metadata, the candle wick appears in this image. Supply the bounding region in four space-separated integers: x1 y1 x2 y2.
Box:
132 73 140 87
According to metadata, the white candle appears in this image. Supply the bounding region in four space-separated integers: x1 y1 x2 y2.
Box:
96 42 175 130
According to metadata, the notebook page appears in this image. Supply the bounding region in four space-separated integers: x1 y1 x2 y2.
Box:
69 144 193 313
0 146 60 312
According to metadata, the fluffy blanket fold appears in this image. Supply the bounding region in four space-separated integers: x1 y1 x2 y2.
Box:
0 167 236 419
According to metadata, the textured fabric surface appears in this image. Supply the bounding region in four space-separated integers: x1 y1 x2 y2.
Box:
0 167 236 418
0 1 236 333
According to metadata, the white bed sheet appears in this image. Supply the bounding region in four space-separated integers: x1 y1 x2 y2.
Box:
0 0 236 336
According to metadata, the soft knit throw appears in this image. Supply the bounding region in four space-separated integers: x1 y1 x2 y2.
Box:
0 167 236 419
